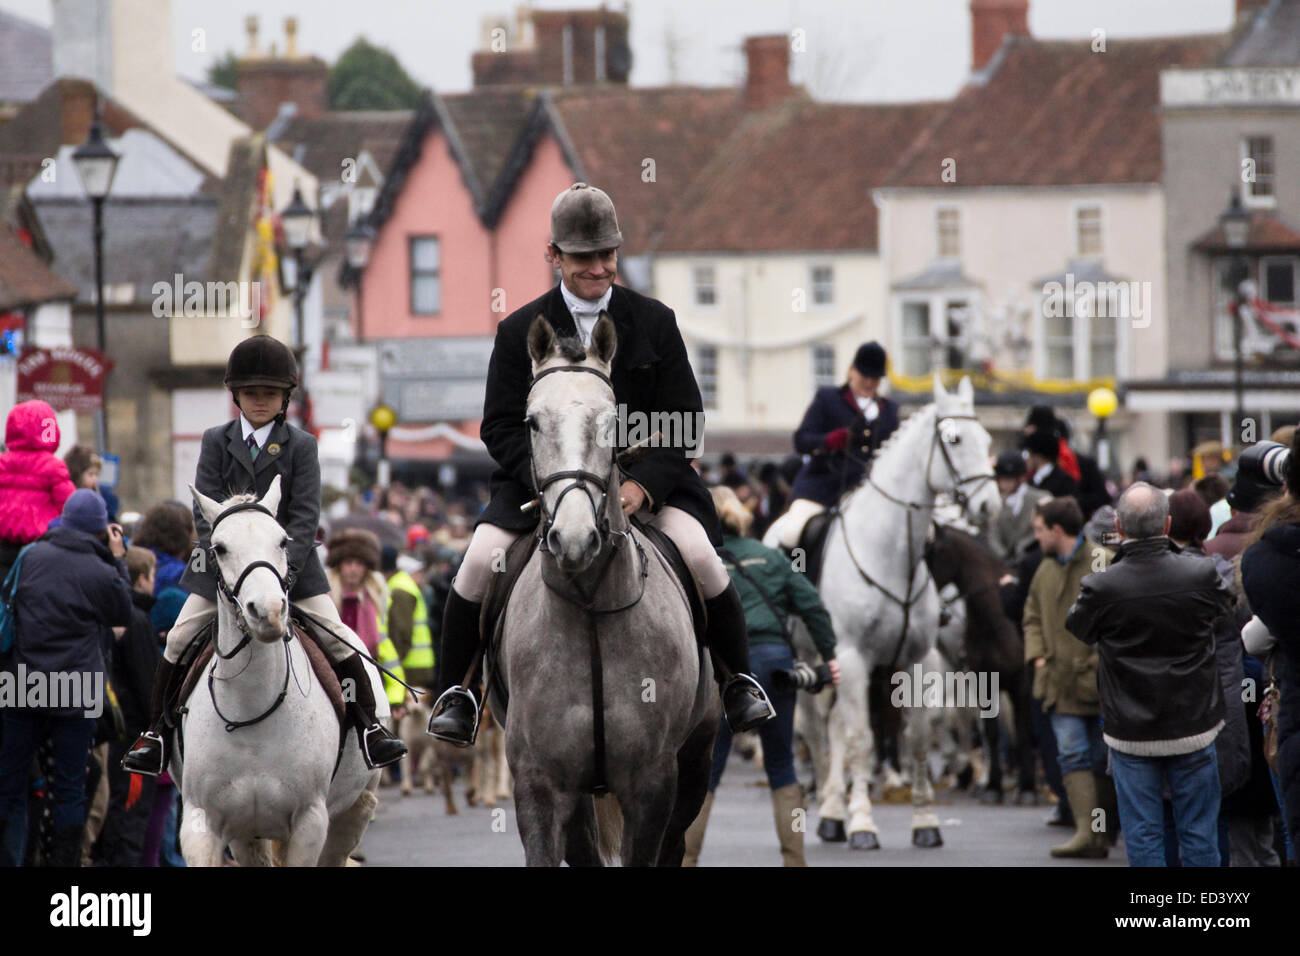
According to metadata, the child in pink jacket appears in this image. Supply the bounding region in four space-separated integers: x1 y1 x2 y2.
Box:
0 400 76 575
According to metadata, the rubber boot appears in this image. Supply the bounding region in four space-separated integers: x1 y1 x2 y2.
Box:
771 783 808 867
122 658 179 776
337 654 408 770
427 588 484 746
1050 771 1108 859
1095 771 1119 847
682 790 715 867
704 584 775 732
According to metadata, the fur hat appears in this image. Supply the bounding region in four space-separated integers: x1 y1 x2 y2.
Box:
325 528 381 572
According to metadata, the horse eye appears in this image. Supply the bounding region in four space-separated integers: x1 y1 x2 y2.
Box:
527 415 540 433
280 538 289 550
213 543 227 556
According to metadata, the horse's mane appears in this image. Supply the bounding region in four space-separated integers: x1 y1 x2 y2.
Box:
219 492 258 508
549 333 591 365
873 400 937 462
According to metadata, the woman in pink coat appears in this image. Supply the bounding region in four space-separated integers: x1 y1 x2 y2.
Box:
0 400 76 579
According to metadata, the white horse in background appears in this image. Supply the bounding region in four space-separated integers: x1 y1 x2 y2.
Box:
171 476 381 866
816 375 1000 849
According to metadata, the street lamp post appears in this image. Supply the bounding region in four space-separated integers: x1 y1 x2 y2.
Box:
1220 192 1251 446
345 220 374 343
280 185 315 429
370 403 396 488
71 118 120 455
1088 386 1118 478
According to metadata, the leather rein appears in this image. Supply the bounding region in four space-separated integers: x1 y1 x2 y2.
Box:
837 413 995 672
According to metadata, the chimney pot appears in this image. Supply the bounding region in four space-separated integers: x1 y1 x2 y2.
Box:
245 14 260 57
285 17 299 58
970 0 1030 73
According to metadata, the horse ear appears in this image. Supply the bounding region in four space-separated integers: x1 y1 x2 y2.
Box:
590 311 617 368
261 474 283 514
527 314 555 368
190 484 223 528
956 375 974 406
932 372 948 402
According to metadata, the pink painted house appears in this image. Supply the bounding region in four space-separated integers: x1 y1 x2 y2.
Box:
346 45 779 465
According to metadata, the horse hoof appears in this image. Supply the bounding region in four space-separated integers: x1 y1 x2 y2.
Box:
979 787 1004 805
912 827 943 848
849 830 880 850
1014 789 1040 807
817 818 847 843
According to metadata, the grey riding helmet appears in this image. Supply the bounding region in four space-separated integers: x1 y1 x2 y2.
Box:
550 183 623 254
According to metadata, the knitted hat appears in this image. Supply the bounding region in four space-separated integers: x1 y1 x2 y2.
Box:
381 544 399 574
1021 429 1059 461
62 488 108 534
852 341 887 378
325 528 381 572
406 524 430 551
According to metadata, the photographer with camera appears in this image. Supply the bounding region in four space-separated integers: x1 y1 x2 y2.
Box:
683 485 839 867
1240 432 1300 862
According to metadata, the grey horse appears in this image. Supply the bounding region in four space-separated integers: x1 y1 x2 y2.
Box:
491 313 720 866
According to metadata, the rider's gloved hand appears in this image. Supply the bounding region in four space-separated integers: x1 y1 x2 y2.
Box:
824 427 850 452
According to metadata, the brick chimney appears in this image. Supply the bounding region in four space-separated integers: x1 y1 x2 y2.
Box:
472 6 630 87
970 0 1030 72
235 15 329 130
743 35 791 110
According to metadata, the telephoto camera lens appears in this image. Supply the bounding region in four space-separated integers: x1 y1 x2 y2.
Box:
1238 440 1290 486
772 661 833 693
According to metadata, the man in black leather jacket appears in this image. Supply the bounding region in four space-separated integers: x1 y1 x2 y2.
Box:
1066 482 1231 867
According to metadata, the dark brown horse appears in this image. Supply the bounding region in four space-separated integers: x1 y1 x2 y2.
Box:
925 523 1037 804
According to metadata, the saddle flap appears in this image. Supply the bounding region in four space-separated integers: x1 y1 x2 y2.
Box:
632 517 707 644
798 509 834 586
173 619 346 726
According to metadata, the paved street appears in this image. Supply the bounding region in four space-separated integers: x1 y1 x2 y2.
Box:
359 751 1130 867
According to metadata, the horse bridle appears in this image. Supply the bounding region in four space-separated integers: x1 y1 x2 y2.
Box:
204 500 294 731
526 365 618 543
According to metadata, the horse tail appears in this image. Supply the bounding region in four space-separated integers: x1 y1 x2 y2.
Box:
593 793 623 865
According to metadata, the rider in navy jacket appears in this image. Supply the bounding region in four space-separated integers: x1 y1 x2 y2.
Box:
789 342 900 507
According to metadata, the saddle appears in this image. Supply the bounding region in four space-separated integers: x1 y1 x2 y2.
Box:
795 509 835 586
173 614 347 727
477 519 709 722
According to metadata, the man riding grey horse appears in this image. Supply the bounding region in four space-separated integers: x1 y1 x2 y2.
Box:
426 182 774 745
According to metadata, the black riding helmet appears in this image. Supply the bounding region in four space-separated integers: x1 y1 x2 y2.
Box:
225 335 298 420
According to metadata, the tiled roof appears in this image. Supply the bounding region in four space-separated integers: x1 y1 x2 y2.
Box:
883 34 1231 189
33 197 217 305
547 85 751 253
1222 0 1300 66
272 111 412 186
0 219 77 311
0 9 53 104
0 78 217 193
441 89 541 210
1193 210 1300 252
656 99 944 253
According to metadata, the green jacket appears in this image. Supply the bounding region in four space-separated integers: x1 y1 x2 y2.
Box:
1023 535 1112 716
718 534 836 661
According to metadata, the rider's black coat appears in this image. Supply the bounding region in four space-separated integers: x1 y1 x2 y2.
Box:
477 283 722 546
178 418 329 602
789 385 900 506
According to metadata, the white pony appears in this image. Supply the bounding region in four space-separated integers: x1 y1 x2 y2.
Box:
816 375 1000 848
171 476 381 866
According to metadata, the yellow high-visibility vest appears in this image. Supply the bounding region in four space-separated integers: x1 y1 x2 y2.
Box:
387 570 434 673
375 635 407 707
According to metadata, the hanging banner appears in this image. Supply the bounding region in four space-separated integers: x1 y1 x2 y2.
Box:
16 346 114 412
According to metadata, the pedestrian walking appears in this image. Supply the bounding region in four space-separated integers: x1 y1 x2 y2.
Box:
0 399 75 580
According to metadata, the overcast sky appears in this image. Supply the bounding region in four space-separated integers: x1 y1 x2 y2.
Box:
2 0 1237 101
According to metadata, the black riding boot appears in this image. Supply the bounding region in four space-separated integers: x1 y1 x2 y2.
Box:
44 824 86 868
704 583 775 732
426 589 483 747
336 654 407 770
121 658 179 777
